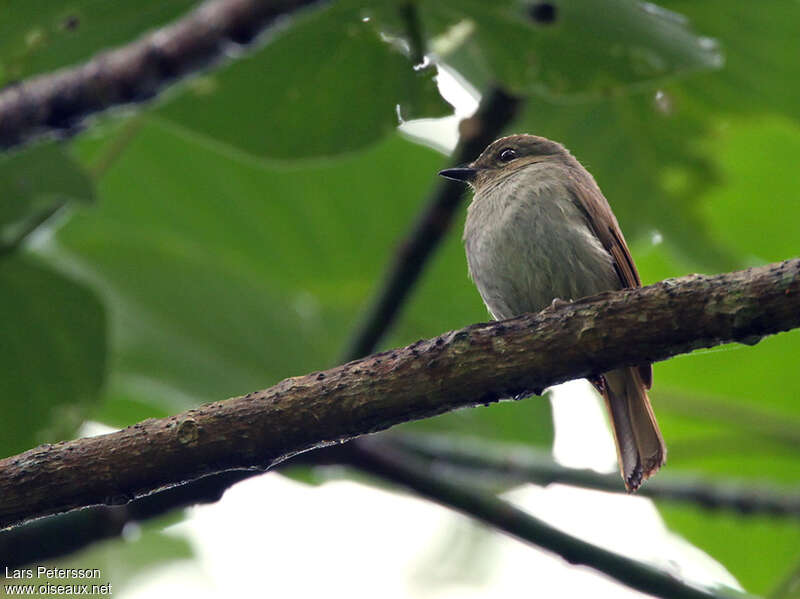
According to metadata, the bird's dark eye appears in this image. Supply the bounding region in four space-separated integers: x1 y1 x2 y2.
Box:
499 148 517 162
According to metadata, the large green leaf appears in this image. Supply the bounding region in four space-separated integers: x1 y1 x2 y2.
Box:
696 116 800 265
0 254 106 458
59 113 553 446
157 3 449 160
657 506 800 596
0 142 94 251
0 0 198 86
661 1 800 121
58 120 429 399
515 89 736 273
424 0 720 98
438 1 800 277
430 3 736 272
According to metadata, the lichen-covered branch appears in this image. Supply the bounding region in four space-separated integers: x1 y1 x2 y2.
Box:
0 0 319 150
0 258 798 529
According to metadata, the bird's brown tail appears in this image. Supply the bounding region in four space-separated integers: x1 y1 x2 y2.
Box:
600 367 666 492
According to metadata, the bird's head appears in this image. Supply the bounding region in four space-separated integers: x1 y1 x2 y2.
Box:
439 134 567 191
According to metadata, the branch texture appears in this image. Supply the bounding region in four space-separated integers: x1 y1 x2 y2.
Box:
1 259 798 529
0 0 319 150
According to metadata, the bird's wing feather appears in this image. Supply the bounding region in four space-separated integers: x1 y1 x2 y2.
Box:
570 175 653 389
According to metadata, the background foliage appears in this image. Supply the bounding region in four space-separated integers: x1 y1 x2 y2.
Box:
1 0 799 596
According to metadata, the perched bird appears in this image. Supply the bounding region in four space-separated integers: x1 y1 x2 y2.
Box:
439 134 665 491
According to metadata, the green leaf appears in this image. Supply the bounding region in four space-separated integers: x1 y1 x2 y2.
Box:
0 254 106 458
658 505 800 596
0 0 198 86
427 0 721 98
516 90 737 273
660 1 800 121
696 116 800 264
399 399 553 448
157 3 449 160
61 119 438 405
0 142 94 251
60 113 554 448
655 329 800 483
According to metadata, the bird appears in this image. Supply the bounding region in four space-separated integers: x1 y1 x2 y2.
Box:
439 134 665 491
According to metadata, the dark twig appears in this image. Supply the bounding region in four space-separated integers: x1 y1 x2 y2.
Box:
351 438 754 599
659 390 800 447
391 434 800 517
0 200 67 257
0 470 252 568
0 446 342 566
400 2 426 66
340 87 520 361
769 559 800 599
0 0 321 151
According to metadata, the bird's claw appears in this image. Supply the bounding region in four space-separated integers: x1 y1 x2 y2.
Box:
547 297 572 311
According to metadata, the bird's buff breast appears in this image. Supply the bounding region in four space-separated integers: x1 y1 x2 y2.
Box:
463 168 618 320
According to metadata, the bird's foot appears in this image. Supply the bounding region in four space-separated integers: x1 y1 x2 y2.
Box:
547 297 572 311
588 374 606 395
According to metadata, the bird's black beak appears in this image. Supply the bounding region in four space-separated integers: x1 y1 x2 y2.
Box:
438 167 477 183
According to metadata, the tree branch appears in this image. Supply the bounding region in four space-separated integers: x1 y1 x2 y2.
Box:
399 1 426 67
0 0 320 150
350 439 753 599
391 434 800 517
0 258 797 530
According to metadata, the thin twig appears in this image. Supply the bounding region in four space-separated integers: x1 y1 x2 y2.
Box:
0 200 67 256
768 559 800 599
350 438 754 599
399 1 426 66
340 87 520 361
391 434 800 517
0 471 253 568
87 115 146 179
0 447 343 566
659 390 800 447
